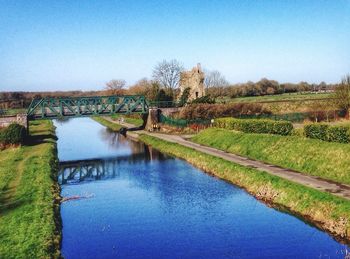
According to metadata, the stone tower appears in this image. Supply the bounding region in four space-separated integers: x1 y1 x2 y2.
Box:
179 63 205 101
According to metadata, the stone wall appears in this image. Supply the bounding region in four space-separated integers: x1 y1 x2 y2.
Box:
179 63 205 101
145 108 160 131
0 114 28 128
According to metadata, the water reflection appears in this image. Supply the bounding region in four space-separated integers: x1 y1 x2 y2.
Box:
58 145 169 184
55 118 143 161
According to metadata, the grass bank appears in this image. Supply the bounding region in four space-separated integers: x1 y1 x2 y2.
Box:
192 128 350 185
92 116 123 131
0 120 61 258
110 114 143 126
139 134 350 242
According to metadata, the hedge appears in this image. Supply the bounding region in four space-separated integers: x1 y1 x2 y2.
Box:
179 103 271 120
304 123 350 143
213 118 293 136
0 123 27 145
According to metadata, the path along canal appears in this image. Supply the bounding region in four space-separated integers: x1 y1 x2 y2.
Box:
56 118 349 258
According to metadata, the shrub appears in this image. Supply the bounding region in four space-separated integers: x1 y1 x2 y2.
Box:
304 124 329 141
213 118 293 136
304 123 350 143
0 128 4 143
0 123 26 145
327 126 350 143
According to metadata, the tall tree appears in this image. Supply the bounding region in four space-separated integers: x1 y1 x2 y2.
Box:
204 70 229 89
334 74 350 113
105 79 126 95
152 59 184 90
127 78 160 101
128 78 150 95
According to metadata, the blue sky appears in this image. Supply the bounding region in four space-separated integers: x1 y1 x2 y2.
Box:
0 0 349 91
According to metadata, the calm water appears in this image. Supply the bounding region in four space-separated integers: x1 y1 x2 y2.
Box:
56 118 349 258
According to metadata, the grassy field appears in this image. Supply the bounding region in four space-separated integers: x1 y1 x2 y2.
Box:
218 92 333 103
139 134 350 242
0 120 61 258
214 93 337 114
192 128 350 185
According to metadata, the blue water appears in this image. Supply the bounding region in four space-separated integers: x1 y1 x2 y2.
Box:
56 118 349 258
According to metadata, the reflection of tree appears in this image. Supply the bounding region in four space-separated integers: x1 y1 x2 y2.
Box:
98 127 149 155
99 128 119 147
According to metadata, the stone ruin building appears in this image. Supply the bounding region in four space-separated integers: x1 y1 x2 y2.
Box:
179 63 205 101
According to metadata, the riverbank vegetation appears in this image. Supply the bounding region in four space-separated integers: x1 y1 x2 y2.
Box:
139 134 350 242
110 114 144 126
192 128 350 185
92 116 123 131
0 120 61 258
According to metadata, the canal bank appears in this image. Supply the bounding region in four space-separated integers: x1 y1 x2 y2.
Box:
0 120 61 258
93 116 350 244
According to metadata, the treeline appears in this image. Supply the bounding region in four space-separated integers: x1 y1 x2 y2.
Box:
207 78 336 98
0 90 106 108
0 78 338 109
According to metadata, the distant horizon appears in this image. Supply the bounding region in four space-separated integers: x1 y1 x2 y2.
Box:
1 0 349 91
0 75 342 94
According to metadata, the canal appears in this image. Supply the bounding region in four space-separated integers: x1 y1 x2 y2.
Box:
56 118 349 258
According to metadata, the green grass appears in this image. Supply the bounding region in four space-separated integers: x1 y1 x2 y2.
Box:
0 108 27 116
0 120 61 258
218 92 332 103
92 116 123 131
192 128 350 185
139 134 350 241
110 114 144 126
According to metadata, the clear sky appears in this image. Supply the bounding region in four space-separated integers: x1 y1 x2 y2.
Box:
0 0 349 91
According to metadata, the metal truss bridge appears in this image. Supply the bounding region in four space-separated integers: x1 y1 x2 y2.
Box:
27 95 149 120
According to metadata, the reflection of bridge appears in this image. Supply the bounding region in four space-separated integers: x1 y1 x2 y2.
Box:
27 95 148 120
58 150 168 184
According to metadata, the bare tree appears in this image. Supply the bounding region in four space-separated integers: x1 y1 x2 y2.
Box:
334 74 350 114
152 59 184 90
105 79 126 95
204 70 229 89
